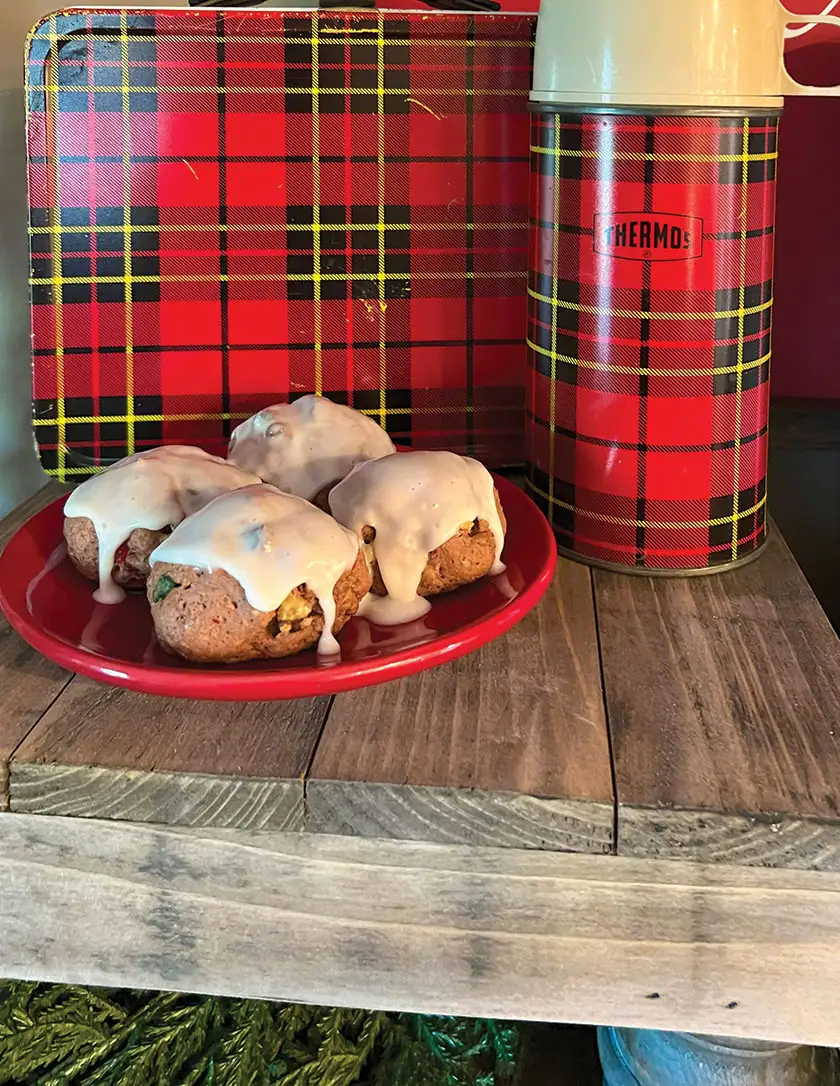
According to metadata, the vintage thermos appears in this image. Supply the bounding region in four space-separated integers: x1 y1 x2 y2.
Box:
526 0 840 573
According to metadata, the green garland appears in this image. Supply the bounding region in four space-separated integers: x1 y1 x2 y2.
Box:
0 983 519 1086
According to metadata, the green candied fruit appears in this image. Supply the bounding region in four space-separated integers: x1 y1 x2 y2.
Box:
152 573 180 603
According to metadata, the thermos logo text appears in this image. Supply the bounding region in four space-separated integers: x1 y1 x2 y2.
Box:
593 212 704 262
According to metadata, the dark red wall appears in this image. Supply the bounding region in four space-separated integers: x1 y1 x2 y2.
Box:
774 40 840 398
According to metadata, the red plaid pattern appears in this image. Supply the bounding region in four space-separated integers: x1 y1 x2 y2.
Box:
27 8 533 479
526 111 778 572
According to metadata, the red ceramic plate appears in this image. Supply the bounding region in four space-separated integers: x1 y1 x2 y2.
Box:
0 475 556 700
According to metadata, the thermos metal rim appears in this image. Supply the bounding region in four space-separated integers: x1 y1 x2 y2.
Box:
552 538 770 577
527 101 784 117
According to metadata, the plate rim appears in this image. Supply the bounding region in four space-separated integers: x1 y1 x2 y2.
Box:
0 475 557 700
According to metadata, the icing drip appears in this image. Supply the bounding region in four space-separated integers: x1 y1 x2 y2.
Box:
64 445 260 605
329 450 506 626
355 589 432 626
227 395 396 500
149 484 361 655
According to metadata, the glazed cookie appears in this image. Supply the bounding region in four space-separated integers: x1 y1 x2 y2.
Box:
147 484 371 662
227 395 395 502
64 445 260 604
329 449 506 625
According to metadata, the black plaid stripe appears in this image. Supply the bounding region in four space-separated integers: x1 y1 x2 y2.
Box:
708 478 767 562
36 394 164 471
49 18 159 115
527 407 768 454
30 206 161 305
352 388 412 435
283 15 411 115
532 113 582 180
713 280 773 394
635 115 655 565
279 204 412 302
527 276 580 386
718 124 778 185
526 463 575 539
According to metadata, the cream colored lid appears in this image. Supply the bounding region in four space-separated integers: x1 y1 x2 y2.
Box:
531 0 840 107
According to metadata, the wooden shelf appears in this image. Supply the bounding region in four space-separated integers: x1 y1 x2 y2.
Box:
5 483 840 870
4 473 840 1046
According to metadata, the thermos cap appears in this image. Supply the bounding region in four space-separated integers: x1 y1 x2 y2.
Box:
531 0 840 108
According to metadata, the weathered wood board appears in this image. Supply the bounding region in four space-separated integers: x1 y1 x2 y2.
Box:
308 563 614 852
3 814 840 1047
597 529 840 869
12 680 330 829
0 483 71 810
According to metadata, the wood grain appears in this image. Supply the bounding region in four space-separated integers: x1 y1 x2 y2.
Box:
10 679 329 829
0 483 72 810
597 528 840 869
5 813 840 1046
308 561 614 852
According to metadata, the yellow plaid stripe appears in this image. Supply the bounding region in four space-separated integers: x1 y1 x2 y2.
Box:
312 25 323 396
526 477 767 531
47 14 65 478
530 145 778 165
40 403 513 475
528 286 773 322
121 12 135 456
32 32 529 47
34 404 514 427
33 84 525 98
548 115 560 513
31 271 522 286
527 336 771 379
44 466 117 476
732 119 751 559
377 13 387 430
31 223 528 234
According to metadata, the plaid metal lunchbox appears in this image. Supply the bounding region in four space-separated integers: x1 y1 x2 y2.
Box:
26 7 534 479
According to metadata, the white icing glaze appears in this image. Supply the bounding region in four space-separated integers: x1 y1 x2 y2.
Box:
64 445 261 605
356 588 432 626
149 483 361 655
227 395 396 500
329 450 506 626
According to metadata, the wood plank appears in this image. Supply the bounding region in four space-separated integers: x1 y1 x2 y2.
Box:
0 483 72 811
597 527 840 870
5 815 840 1046
10 679 329 829
308 560 614 852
